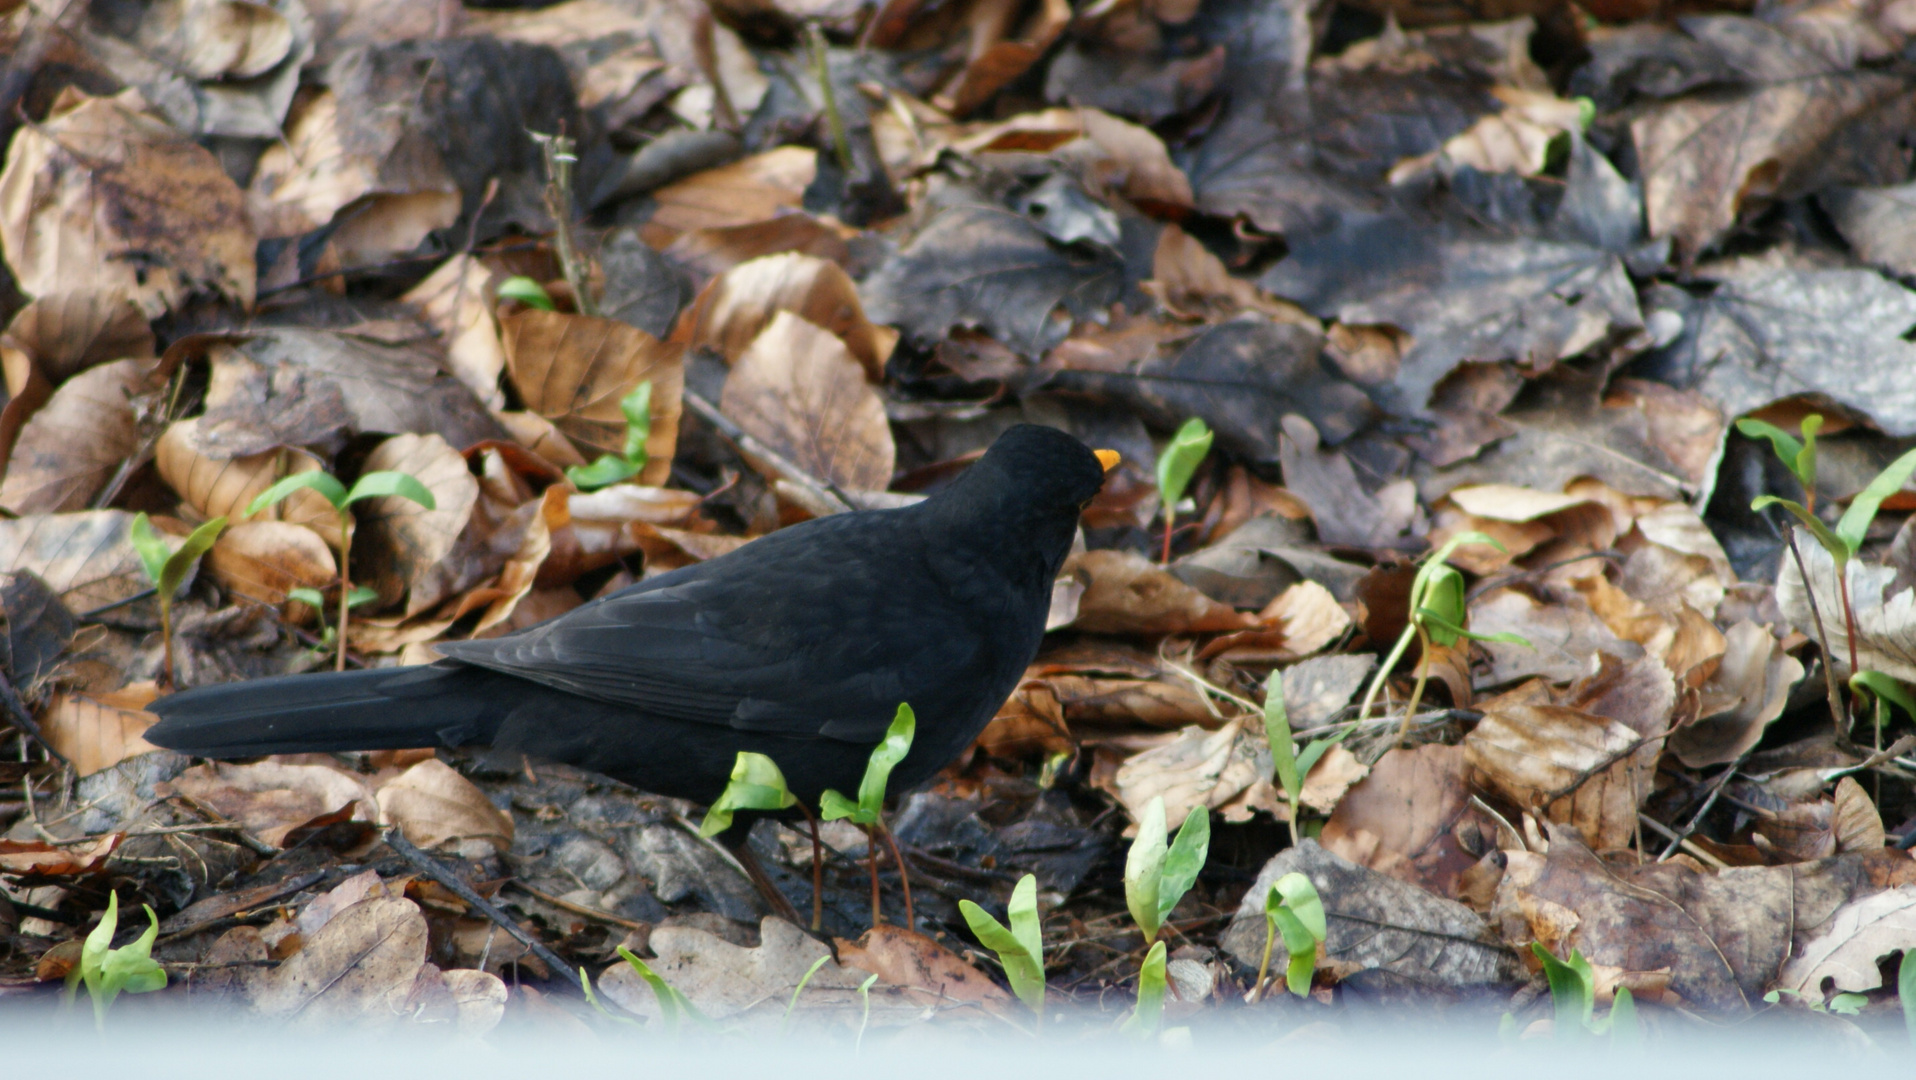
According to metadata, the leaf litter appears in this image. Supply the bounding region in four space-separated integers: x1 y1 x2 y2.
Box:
4 0 1916 1051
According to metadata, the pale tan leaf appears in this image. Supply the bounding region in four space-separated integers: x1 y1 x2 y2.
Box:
501 310 684 482
1781 884 1916 995
156 418 342 546
399 255 506 409
353 433 479 615
253 896 429 1026
0 291 154 388
1832 776 1886 852
719 311 894 492
375 758 514 856
1258 580 1351 657
203 520 336 607
493 410 587 468
165 760 375 848
39 683 161 777
680 253 892 380
0 510 153 611
1145 223 1314 324
1322 743 1480 895
639 146 816 248
135 0 294 80
1669 620 1803 768
0 359 155 514
442 968 508 1035
0 89 255 313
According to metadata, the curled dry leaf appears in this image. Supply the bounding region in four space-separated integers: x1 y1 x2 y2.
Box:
133 0 295 81
253 896 430 1026
0 358 157 514
39 682 161 778
0 291 154 387
719 311 895 493
1778 540 1916 682
501 309 684 482
0 834 123 875
0 510 155 612
493 411 588 469
678 252 892 380
0 89 255 314
165 760 375 848
156 417 342 547
1322 743 1487 898
1112 715 1366 829
1060 549 1251 636
833 924 1013 1016
352 433 480 615
1668 620 1803 768
400 255 506 409
1779 884 1916 995
639 146 817 248
374 758 514 856
1146 223 1312 324
1468 587 1640 686
204 520 336 608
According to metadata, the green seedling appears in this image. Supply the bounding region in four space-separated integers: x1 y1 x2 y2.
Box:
616 945 708 1033
1742 414 1916 685
1263 669 1348 846
248 468 436 672
128 513 227 689
958 873 1046 1020
1120 939 1168 1038
855 971 879 1053
783 954 833 1033
822 702 917 927
1849 671 1916 756
1533 943 1640 1043
498 275 556 311
1156 418 1214 564
1123 795 1209 944
1250 872 1325 1002
1763 986 1865 1016
63 891 167 1031
702 750 828 932
286 584 378 655
566 381 654 491
1355 531 1532 747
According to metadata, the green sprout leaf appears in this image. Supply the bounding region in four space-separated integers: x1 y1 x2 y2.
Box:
565 454 642 490
247 470 349 515
1852 671 1916 720
616 945 707 1032
1157 806 1208 926
1120 939 1168 1037
1533 942 1596 1038
344 470 437 510
65 891 166 1030
287 587 326 611
958 873 1045 1016
499 275 556 311
1900 949 1916 1044
1124 797 1168 942
820 703 915 825
128 513 172 587
1259 872 1326 998
1263 669 1297 806
1736 415 1821 493
1156 417 1214 509
1828 992 1867 1016
1836 446 1916 557
1751 495 1847 564
700 752 798 836
162 516 229 598
566 382 655 491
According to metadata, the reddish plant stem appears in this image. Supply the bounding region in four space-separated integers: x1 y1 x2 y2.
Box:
876 818 914 929
1785 527 1847 733
799 802 823 933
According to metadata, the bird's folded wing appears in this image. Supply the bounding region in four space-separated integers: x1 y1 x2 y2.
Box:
435 574 978 743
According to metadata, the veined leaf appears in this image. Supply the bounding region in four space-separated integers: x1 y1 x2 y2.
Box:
1124 796 1168 941
1156 417 1214 508
822 703 916 823
958 874 1045 1015
247 470 348 514
700 752 798 836
1157 806 1209 925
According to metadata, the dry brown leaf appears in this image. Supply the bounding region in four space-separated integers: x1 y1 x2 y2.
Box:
1468 587 1640 686
833 925 1013 1016
719 311 895 492
663 213 855 280
253 896 429 1026
1259 580 1351 656
165 760 375 848
203 520 336 610
1112 715 1366 828
0 510 154 612
639 146 816 248
400 255 506 409
1832 776 1886 852
1465 697 1644 850
39 683 160 778
679 253 892 380
501 310 684 481
0 359 156 514
1669 620 1804 768
1779 884 1916 995
375 758 514 857
156 418 342 546
1322 743 1485 898
352 433 479 615
1145 223 1312 324
493 411 588 469
0 291 154 388
1061 548 1251 636
0 834 122 876
133 0 295 81
0 89 255 313
979 681 1073 759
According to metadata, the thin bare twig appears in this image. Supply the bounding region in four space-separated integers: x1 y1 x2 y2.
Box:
384 827 584 992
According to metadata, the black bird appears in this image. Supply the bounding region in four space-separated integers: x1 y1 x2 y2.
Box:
146 424 1114 816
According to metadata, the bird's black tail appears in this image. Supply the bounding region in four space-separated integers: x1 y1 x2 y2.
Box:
146 662 498 757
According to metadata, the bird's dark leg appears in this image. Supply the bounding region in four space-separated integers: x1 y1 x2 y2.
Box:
862 824 882 926
722 831 808 930
876 817 914 929
798 802 823 933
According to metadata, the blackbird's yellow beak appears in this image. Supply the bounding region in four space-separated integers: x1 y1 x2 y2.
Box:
1094 449 1121 472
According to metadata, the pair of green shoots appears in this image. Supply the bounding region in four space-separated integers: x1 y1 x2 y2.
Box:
1738 414 1916 739
62 891 166 1030
699 703 918 931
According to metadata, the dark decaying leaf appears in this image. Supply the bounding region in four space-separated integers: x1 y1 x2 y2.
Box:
862 206 1125 356
0 358 157 515
0 511 156 612
0 571 74 692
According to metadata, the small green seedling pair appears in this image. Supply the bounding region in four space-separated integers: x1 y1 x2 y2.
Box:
1119 795 1210 1036
960 873 1046 1022
1354 530 1533 747
1156 418 1215 565
247 467 436 671
1528 943 1639 1044
1262 669 1349 846
1249 872 1325 1002
128 514 227 688
565 382 654 491
1740 414 1916 694
578 948 709 1034
64 891 167 1031
698 703 918 930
